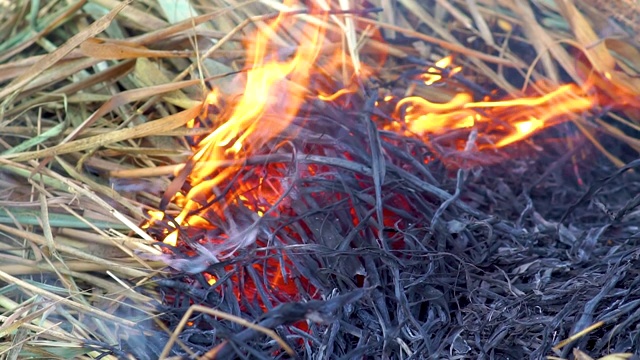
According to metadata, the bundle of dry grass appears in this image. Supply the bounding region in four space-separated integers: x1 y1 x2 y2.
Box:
1 0 639 359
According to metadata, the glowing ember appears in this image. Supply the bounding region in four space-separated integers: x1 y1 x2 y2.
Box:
145 1 634 309
160 5 331 251
175 16 325 222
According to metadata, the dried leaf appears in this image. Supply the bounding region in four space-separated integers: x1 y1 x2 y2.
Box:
58 78 201 146
79 38 192 59
554 1 616 76
511 0 566 83
2 105 202 162
133 57 193 106
0 0 133 101
605 38 640 75
1 121 67 155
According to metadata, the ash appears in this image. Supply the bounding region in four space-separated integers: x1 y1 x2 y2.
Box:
119 94 640 360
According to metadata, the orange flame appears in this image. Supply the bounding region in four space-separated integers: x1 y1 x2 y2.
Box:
420 56 461 85
147 2 630 308
150 3 344 302
394 66 597 149
152 11 609 256
169 8 329 236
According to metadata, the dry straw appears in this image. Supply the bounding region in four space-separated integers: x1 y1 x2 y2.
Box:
0 0 638 358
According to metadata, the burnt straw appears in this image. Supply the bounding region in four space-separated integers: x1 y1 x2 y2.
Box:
129 90 640 359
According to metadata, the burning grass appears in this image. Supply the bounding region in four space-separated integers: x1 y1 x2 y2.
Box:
1 0 640 359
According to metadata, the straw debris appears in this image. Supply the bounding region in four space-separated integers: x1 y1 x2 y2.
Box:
1 0 640 359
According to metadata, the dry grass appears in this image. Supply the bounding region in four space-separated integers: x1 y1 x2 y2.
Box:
0 0 638 358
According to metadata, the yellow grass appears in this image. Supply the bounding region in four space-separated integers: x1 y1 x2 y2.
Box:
0 0 638 358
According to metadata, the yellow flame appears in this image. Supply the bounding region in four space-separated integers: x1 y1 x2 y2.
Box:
465 84 587 109
156 16 608 250
162 2 331 245
164 230 178 247
495 117 544 147
205 273 217 285
144 209 168 239
398 79 596 148
318 88 355 101
421 56 453 85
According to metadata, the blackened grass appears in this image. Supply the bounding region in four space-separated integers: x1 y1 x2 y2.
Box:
142 88 640 359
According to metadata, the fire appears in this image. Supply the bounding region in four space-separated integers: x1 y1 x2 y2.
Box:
389 58 599 149
146 2 343 304
420 56 461 85
145 1 631 311
396 93 476 133
163 6 329 239
174 12 325 225
318 88 356 101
